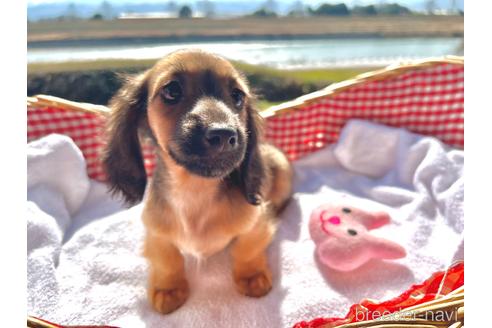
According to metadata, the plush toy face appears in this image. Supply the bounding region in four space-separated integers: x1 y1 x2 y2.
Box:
309 204 406 271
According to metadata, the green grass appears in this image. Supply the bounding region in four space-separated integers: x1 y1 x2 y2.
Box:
231 61 371 85
27 58 379 110
256 100 284 110
28 58 375 84
27 58 159 74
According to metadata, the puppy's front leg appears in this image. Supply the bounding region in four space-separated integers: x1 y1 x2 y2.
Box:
144 234 189 314
231 217 277 297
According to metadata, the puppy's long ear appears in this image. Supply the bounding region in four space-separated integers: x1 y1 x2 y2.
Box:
102 71 150 206
239 104 266 205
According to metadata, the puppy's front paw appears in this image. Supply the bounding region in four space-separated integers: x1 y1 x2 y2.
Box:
149 280 189 314
234 270 272 297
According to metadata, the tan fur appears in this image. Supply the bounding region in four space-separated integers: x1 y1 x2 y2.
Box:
103 49 293 314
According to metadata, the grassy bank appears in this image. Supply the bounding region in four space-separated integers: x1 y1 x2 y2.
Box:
28 58 368 83
28 16 464 44
27 59 374 109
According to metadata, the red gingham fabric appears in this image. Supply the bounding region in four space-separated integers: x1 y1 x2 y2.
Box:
265 63 464 161
27 107 157 182
293 261 464 328
27 62 464 181
27 106 108 181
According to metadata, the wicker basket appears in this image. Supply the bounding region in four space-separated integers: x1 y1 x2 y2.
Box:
27 56 464 328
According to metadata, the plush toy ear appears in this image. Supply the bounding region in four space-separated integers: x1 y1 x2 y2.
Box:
102 71 150 206
237 104 266 205
317 238 369 272
368 235 407 260
358 211 391 230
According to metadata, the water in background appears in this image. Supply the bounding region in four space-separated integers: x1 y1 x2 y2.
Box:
27 37 462 69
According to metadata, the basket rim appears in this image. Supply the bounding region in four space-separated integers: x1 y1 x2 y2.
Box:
261 55 464 118
27 94 110 116
27 55 464 119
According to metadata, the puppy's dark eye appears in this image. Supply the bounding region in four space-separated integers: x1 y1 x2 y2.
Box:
161 81 182 105
231 88 245 108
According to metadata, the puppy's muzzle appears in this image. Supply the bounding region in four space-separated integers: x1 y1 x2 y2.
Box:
204 127 238 154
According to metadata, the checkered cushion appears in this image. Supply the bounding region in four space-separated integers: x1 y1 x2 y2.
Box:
265 63 464 161
27 62 464 181
27 108 156 182
27 106 108 181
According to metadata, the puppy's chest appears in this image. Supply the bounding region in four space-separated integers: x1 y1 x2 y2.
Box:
170 192 256 258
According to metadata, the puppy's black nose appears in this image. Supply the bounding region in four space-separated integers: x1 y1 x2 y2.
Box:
205 127 238 153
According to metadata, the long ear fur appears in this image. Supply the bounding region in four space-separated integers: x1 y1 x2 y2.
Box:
238 104 266 205
102 71 150 206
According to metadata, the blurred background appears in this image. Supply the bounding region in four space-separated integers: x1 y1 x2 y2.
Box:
27 0 464 109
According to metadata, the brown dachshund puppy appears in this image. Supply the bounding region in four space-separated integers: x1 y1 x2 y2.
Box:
102 49 293 314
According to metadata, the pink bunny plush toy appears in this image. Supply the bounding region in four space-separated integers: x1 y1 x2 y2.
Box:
309 204 406 271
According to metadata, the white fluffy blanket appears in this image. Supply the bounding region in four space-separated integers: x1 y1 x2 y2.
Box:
27 120 464 327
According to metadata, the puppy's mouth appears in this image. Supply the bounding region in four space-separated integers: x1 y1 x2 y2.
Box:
167 131 246 178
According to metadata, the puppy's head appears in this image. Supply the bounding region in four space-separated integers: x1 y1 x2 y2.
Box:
103 49 264 206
